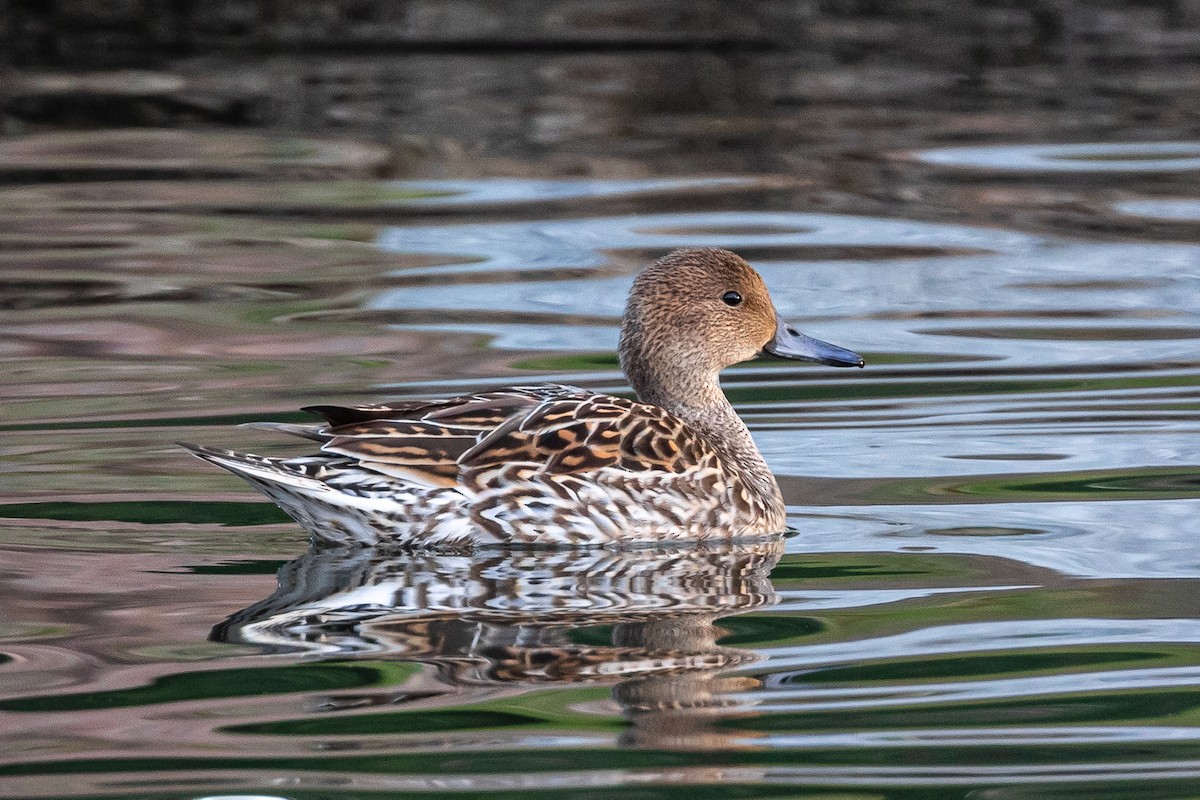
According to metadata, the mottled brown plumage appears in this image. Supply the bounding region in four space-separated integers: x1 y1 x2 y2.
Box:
182 247 863 549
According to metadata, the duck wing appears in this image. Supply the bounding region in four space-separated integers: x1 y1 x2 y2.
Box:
302 385 590 430
455 394 731 542
293 386 720 490
299 385 595 488
461 393 723 484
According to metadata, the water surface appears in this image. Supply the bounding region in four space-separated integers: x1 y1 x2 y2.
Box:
2 131 1200 799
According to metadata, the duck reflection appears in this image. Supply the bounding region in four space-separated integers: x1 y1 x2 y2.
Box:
213 537 783 748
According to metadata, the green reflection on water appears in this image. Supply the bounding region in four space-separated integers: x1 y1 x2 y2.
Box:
0 661 416 712
770 556 932 582
224 686 619 736
769 552 1009 588
0 500 289 526
795 648 1167 683
970 470 1200 497
732 686 1200 731
921 467 1200 503
226 709 557 736
10 787 1200 800
511 352 620 371
0 789 910 800
715 614 824 646
6 741 1200 777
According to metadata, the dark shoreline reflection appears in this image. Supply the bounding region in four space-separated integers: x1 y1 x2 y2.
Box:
213 537 783 748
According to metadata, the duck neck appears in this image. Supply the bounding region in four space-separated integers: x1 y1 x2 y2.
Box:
628 366 784 520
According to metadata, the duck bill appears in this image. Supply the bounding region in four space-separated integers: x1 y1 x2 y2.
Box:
764 318 864 367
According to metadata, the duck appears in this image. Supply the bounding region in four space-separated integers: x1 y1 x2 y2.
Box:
182 247 863 549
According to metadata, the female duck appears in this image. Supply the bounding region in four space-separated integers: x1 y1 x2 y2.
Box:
183 247 863 548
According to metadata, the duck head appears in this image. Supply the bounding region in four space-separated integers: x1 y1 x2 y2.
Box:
619 247 863 407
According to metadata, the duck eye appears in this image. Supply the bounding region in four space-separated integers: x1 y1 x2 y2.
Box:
721 291 742 307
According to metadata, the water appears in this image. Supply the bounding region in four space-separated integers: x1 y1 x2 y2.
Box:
3 132 1200 799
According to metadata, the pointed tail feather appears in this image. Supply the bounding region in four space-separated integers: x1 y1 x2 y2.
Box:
238 421 330 442
178 442 331 493
179 441 361 543
179 442 474 548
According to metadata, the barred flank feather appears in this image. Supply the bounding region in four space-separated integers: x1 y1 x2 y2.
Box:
180 383 760 549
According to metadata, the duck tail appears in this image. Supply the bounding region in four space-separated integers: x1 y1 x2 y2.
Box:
179 441 369 545
178 442 329 493
179 442 467 547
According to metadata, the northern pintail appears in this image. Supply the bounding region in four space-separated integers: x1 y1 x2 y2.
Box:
183 247 863 548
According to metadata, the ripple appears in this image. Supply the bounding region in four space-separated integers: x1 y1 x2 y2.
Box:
922 325 1200 341
948 453 1069 462
371 210 1055 357
1113 198 1200 222
0 279 204 310
214 540 783 653
0 212 202 238
0 239 434 280
0 130 390 180
0 500 289 526
0 176 754 214
925 526 1047 536
0 660 395 712
376 210 1045 279
787 499 1200 578
6 161 1200 799
638 223 817 236
1010 278 1169 291
371 222 1199 376
913 141 1200 173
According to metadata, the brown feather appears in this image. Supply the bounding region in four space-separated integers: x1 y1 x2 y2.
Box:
462 396 720 478
324 435 476 466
